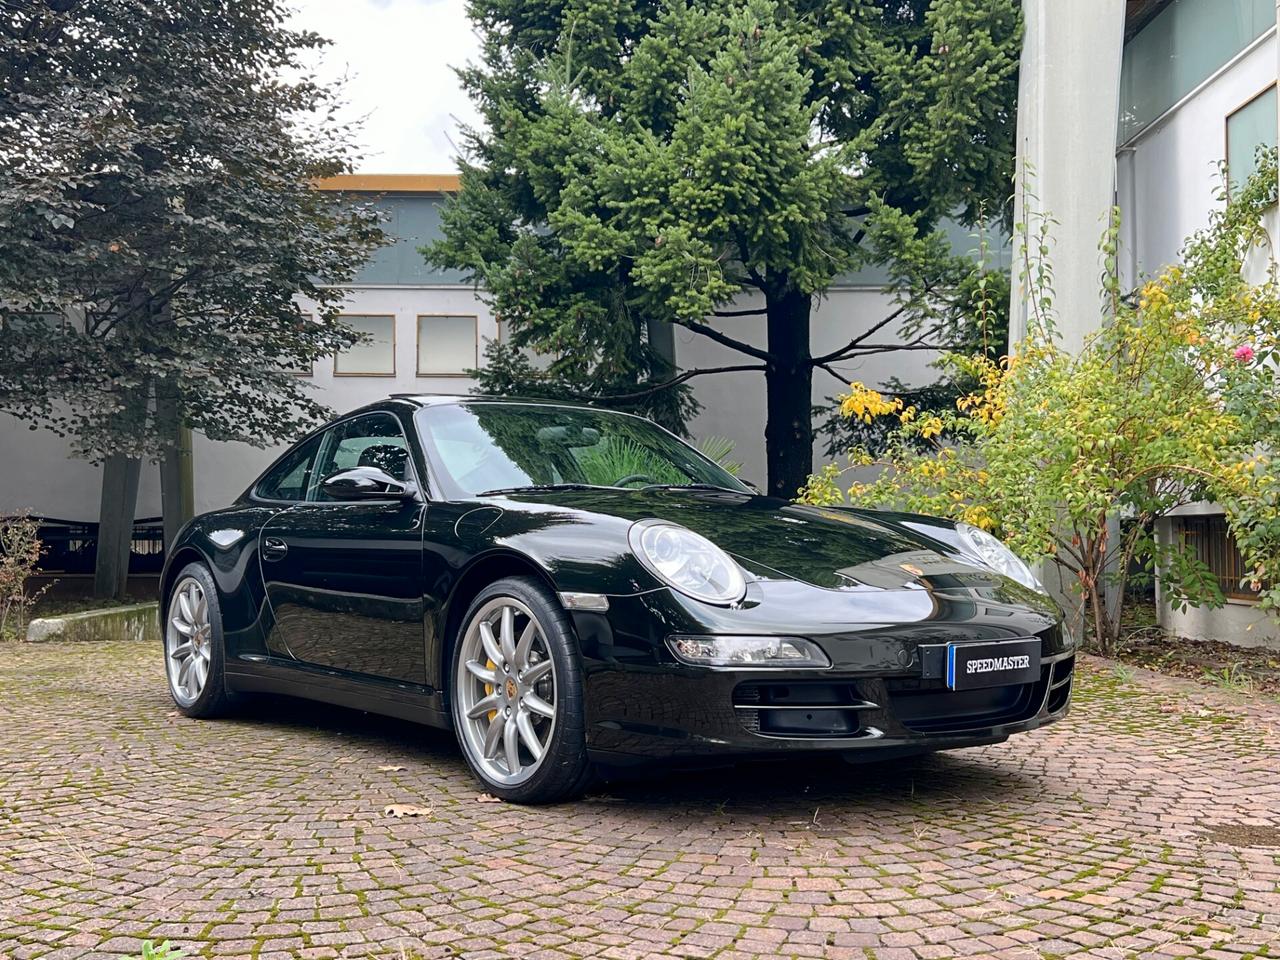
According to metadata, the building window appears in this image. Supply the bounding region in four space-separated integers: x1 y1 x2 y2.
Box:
1226 85 1277 195
416 314 477 376
1180 515 1263 601
1120 0 1275 143
335 314 396 376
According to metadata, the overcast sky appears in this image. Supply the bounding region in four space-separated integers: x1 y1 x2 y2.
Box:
288 0 483 173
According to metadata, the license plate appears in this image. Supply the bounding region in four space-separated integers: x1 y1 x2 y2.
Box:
946 639 1041 691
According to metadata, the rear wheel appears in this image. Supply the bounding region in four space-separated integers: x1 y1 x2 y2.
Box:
451 577 591 803
164 563 235 718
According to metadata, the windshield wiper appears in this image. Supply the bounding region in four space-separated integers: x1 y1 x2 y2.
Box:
637 483 746 494
477 483 606 496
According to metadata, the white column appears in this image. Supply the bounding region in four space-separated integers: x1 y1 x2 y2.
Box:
1009 0 1127 354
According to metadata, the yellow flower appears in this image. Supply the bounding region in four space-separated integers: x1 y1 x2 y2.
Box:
839 382 903 423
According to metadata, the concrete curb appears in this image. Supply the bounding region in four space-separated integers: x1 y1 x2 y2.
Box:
25 602 160 644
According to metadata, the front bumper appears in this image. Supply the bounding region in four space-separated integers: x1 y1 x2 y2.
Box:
569 586 1075 763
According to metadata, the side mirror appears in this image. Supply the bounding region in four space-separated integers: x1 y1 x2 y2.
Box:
320 466 417 501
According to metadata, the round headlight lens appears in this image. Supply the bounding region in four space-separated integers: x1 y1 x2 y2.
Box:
629 520 746 605
956 523 1045 594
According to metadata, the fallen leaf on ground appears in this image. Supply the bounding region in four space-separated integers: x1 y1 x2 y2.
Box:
335 756 357 764
475 793 502 803
383 804 433 818
377 765 407 772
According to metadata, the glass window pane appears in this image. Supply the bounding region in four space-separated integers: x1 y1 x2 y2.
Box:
335 315 396 375
416 402 748 498
1120 0 1275 142
1227 86 1277 194
256 434 323 501
313 413 412 500
417 315 477 375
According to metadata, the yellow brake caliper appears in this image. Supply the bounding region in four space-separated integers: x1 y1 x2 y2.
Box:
485 658 498 720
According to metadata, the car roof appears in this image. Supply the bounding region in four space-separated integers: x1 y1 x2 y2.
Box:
388 393 609 412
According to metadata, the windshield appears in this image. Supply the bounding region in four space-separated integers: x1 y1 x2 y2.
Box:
416 402 749 498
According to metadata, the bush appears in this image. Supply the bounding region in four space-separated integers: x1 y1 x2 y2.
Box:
0 513 49 640
801 156 1280 655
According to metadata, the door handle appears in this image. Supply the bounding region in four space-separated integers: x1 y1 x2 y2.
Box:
261 536 289 561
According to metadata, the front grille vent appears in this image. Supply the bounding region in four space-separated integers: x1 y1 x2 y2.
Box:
1047 655 1074 713
733 682 878 738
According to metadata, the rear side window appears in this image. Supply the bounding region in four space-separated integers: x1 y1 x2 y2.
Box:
255 434 322 502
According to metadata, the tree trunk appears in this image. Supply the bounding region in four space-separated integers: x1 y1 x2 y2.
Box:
764 285 813 499
93 454 141 600
156 381 195 551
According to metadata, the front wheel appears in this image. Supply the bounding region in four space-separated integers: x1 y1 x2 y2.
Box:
163 562 236 718
450 577 592 803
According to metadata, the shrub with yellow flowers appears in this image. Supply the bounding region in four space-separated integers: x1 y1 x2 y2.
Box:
799 154 1280 654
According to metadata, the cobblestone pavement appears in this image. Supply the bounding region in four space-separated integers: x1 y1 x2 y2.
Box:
2 641 1278 960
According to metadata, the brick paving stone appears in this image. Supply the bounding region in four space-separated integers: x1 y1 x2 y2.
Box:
1 643 1279 959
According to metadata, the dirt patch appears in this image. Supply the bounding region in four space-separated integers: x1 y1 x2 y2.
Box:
1116 630 1280 698
1199 822 1280 847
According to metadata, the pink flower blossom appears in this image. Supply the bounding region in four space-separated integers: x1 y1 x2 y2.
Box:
1234 344 1256 363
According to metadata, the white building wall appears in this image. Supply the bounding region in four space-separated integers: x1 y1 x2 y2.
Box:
0 284 496 522
0 413 165 521
191 285 497 514
1 283 929 520
1117 11 1279 650
1155 511 1280 649
1010 0 1126 353
1117 30 1277 286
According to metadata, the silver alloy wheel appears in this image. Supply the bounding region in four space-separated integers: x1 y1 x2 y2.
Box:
165 576 212 707
455 596 558 786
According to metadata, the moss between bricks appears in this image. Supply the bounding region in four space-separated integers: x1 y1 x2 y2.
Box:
25 602 159 644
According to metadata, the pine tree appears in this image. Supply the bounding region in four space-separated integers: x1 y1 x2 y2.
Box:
428 0 1020 496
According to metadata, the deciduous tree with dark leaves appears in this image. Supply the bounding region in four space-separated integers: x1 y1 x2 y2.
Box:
0 0 384 596
427 0 1020 497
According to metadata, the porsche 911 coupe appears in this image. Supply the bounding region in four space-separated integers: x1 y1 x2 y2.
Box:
160 395 1075 803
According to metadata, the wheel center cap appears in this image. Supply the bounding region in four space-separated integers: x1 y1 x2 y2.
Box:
505 677 518 700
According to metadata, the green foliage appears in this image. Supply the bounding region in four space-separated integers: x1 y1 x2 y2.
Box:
1204 662 1252 692
802 155 1280 654
0 0 386 459
469 338 698 434
428 0 1021 493
129 941 183 960
576 437 688 486
695 436 743 477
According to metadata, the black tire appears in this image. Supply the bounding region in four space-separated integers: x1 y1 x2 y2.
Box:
450 576 593 803
163 562 236 719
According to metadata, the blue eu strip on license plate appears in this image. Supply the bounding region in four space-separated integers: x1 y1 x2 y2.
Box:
946 638 1042 691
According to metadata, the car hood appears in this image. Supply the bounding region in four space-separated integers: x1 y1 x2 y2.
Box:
489 487 1012 594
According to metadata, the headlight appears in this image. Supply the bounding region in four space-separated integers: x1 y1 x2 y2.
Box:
668 635 829 667
629 519 746 605
956 522 1045 593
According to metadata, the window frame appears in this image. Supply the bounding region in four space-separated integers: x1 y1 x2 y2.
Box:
1180 514 1263 602
333 313 398 377
415 313 479 377
1224 82 1278 197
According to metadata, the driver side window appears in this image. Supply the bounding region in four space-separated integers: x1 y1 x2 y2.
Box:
312 413 414 502
255 434 323 502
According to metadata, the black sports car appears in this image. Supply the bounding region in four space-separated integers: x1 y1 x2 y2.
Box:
160 395 1074 803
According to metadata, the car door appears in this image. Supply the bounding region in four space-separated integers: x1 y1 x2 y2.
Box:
260 411 427 684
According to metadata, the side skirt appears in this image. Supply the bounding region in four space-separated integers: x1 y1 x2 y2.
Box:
226 656 451 730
